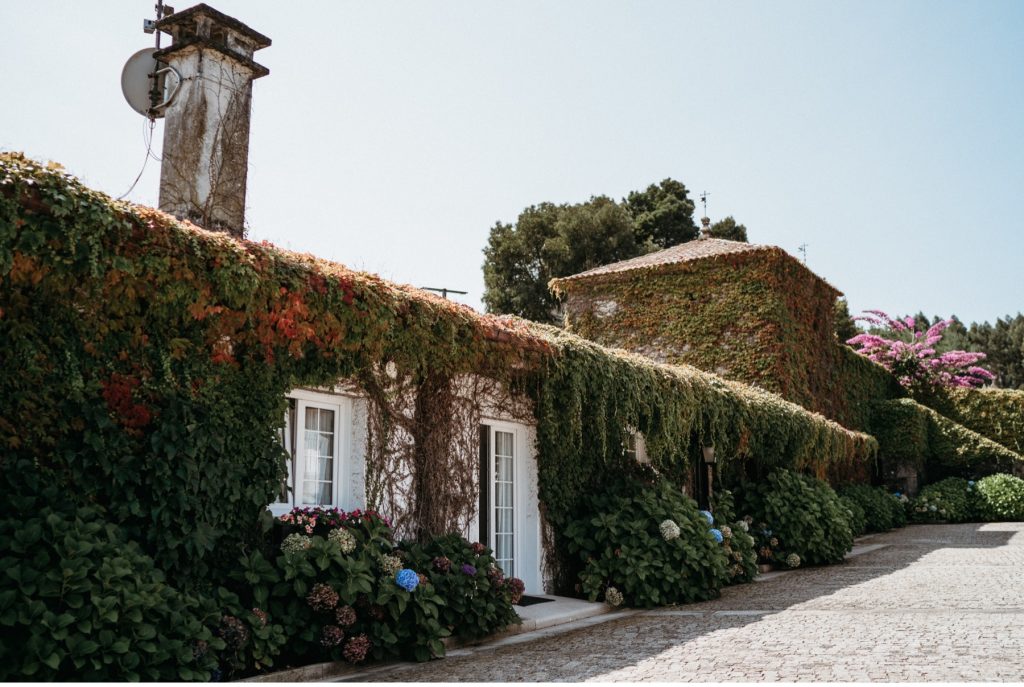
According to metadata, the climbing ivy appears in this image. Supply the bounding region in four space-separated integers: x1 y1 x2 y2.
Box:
0 153 884 595
551 251 903 431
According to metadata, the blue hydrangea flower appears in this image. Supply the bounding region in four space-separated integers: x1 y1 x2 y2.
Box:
395 568 419 592
700 510 714 525
710 528 723 543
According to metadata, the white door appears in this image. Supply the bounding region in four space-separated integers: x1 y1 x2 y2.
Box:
480 421 542 593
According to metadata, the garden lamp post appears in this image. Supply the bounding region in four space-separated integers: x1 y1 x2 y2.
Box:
703 444 716 510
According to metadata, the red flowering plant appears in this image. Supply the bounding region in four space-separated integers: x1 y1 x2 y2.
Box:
847 310 995 390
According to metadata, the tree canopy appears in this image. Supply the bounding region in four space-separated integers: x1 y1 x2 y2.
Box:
483 179 746 324
706 216 749 242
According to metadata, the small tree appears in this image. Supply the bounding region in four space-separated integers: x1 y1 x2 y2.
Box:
846 310 995 389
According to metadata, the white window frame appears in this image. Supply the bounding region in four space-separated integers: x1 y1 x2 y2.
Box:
270 389 352 516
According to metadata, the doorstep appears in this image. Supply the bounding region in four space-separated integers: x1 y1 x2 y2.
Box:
240 596 621 682
474 594 618 642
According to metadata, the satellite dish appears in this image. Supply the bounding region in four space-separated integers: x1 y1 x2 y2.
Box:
121 47 180 117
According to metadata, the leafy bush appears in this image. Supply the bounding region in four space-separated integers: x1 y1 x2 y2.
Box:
400 534 522 641
839 495 867 536
216 507 523 677
0 498 223 681
223 508 452 674
838 485 905 533
735 469 854 566
712 490 759 583
975 474 1024 521
564 475 729 608
910 478 976 523
719 521 759 584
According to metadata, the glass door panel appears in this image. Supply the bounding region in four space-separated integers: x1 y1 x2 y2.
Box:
493 429 515 577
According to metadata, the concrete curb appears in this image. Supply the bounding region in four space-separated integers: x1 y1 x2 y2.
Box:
240 598 628 682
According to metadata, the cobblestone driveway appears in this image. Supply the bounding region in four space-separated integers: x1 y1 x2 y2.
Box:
358 523 1024 681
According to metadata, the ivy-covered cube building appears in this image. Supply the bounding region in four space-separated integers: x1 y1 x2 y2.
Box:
551 237 883 427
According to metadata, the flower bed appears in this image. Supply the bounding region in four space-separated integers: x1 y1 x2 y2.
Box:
212 507 523 679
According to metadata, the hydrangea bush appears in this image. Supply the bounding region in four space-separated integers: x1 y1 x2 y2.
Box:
974 474 1024 521
735 469 854 567
213 507 521 676
564 475 730 607
398 533 522 642
910 478 976 523
838 485 907 533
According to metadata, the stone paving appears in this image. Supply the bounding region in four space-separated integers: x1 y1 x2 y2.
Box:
355 523 1024 682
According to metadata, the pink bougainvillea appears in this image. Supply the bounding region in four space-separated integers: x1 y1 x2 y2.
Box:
846 310 994 389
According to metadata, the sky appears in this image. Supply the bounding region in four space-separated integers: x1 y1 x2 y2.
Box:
2 1 1022 325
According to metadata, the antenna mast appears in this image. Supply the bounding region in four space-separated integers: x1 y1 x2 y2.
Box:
422 287 468 300
798 243 808 264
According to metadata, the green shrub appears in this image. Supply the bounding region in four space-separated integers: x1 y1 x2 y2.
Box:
735 469 854 566
719 521 759 584
839 495 867 536
910 478 976 523
975 474 1024 521
223 508 453 674
710 490 758 584
0 498 223 681
401 534 522 641
218 507 523 677
564 474 729 607
838 485 906 533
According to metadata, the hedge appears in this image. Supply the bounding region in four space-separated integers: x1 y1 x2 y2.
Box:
915 387 1024 456
871 399 1024 481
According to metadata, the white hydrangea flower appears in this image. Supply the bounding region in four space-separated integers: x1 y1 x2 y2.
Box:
281 533 312 555
379 553 403 574
605 586 624 607
659 519 681 541
720 525 733 539
737 520 749 532
786 553 801 568
328 527 356 554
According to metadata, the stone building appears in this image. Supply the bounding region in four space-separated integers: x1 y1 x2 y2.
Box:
551 236 859 422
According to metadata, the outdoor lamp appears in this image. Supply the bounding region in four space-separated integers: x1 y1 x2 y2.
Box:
702 444 716 510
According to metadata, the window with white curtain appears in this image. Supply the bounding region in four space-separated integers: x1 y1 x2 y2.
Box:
271 390 349 515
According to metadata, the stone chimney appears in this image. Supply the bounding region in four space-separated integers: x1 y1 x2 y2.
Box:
154 4 270 238
699 215 711 239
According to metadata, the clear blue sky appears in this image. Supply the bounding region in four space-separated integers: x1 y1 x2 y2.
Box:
2 1 1022 325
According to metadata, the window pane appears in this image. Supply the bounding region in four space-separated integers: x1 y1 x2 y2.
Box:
301 481 317 505
304 450 318 479
317 482 332 505
495 431 513 457
305 407 319 432
318 457 333 481
318 433 333 458
320 408 334 432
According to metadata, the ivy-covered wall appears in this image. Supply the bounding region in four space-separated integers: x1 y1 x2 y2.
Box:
552 249 902 432
0 153 880 594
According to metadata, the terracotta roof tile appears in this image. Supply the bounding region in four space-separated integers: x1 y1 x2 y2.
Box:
556 238 769 281
552 237 842 296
